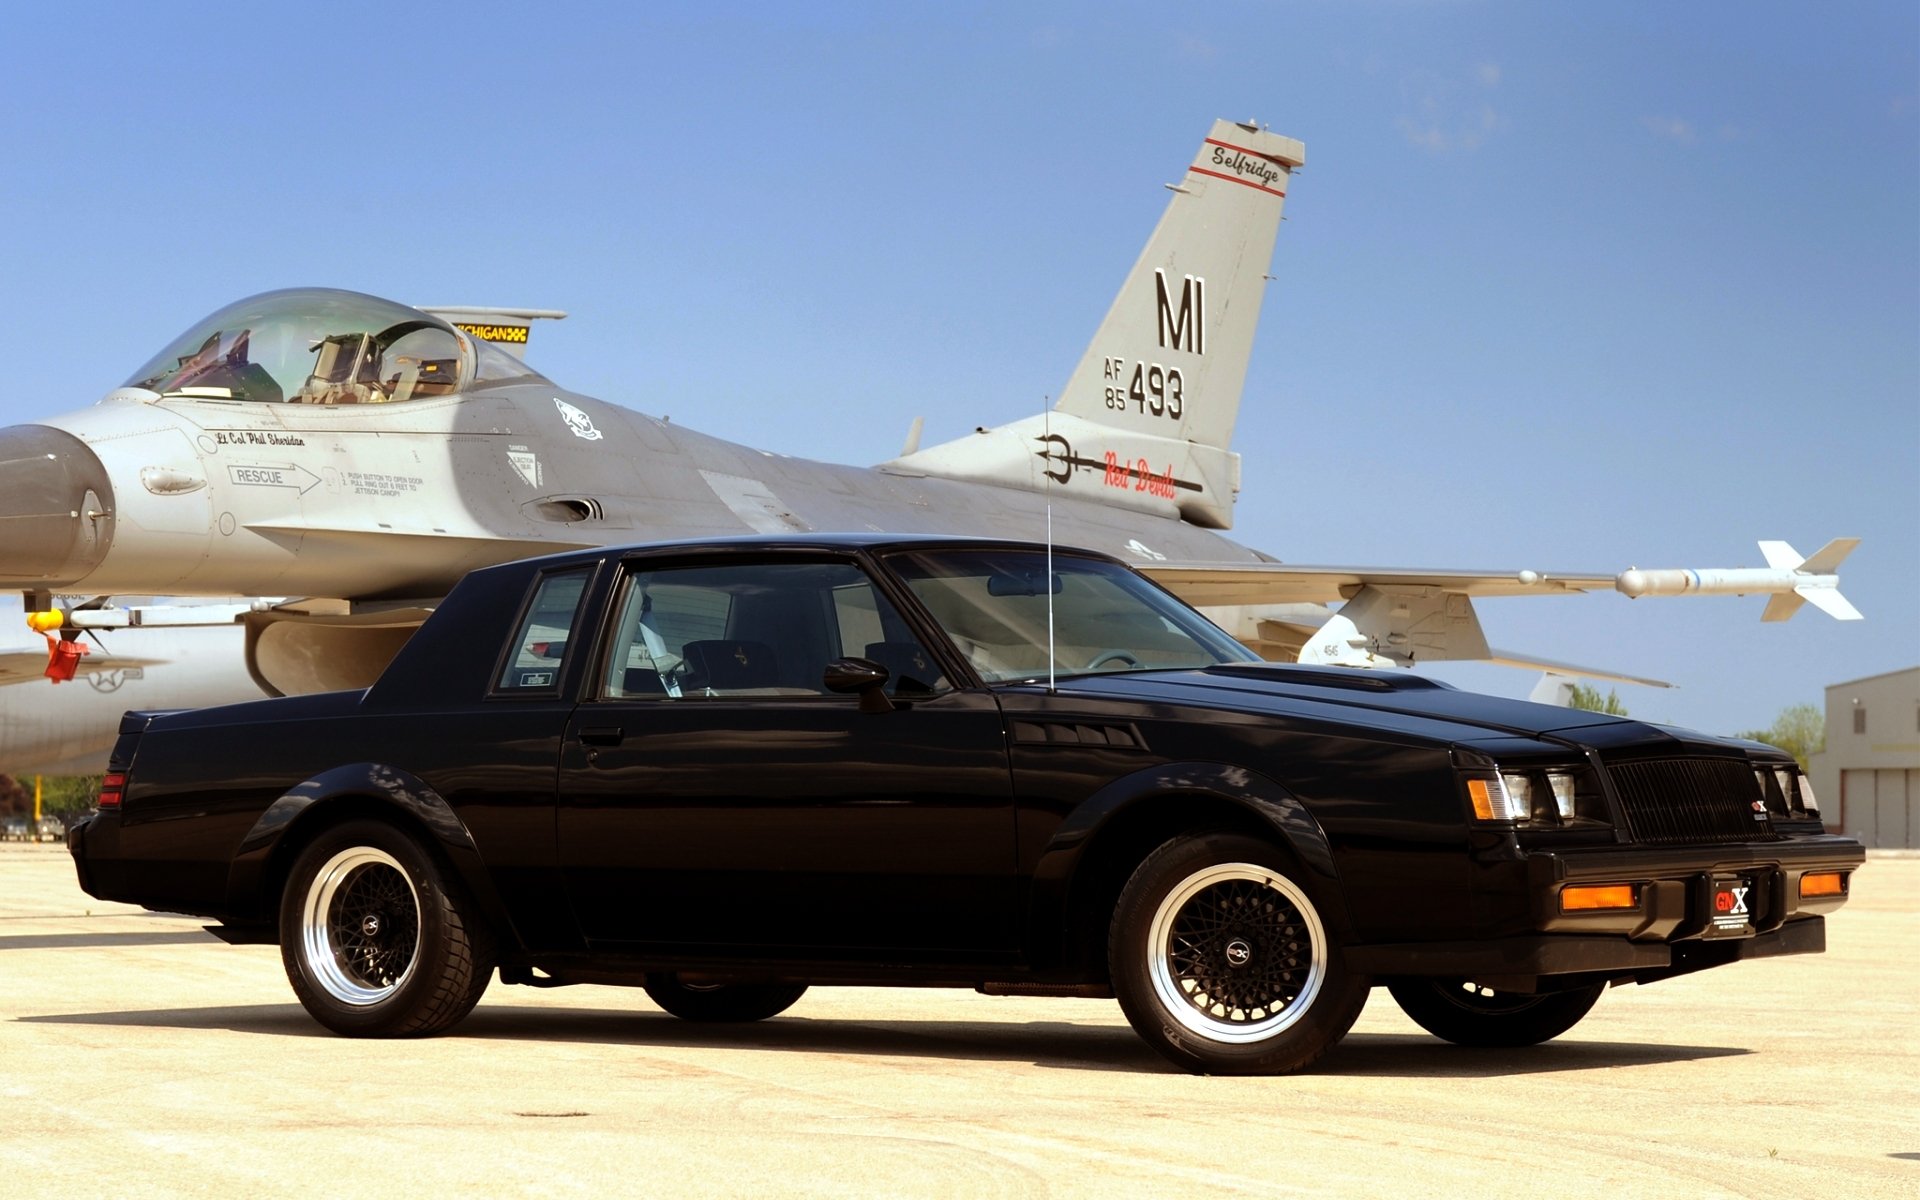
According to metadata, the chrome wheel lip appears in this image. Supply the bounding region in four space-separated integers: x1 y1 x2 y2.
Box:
1146 862 1326 1044
300 846 420 1007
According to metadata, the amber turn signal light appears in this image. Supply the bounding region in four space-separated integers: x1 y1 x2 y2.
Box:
1560 884 1637 912
1800 872 1845 898
1466 776 1527 821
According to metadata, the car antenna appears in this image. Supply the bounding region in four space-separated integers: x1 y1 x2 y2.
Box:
1043 394 1056 694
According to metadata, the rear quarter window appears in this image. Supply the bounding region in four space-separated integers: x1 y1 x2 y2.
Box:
495 568 592 693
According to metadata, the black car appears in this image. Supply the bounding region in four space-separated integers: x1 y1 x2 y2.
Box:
68 535 1864 1074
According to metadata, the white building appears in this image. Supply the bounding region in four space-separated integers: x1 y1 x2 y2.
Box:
1808 666 1920 849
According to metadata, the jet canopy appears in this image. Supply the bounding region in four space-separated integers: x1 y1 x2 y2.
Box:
122 287 540 405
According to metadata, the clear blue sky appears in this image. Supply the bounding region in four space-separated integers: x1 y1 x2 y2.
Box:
2 2 1914 736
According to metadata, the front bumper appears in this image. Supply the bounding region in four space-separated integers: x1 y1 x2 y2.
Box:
1347 833 1864 987
1348 913 1825 984
1524 833 1864 940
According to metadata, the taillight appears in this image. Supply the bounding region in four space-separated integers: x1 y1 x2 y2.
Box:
98 772 126 809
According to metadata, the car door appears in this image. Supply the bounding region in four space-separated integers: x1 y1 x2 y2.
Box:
556 554 1017 961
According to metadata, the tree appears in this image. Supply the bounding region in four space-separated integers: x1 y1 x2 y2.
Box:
1734 703 1825 771
0 775 100 825
1567 683 1629 716
0 774 28 817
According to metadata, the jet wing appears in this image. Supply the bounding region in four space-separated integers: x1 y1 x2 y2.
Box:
0 650 50 686
1483 648 1672 689
1141 562 1616 607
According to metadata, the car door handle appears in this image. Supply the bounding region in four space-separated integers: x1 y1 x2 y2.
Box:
577 726 625 747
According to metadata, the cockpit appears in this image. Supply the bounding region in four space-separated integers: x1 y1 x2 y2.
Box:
123 287 545 405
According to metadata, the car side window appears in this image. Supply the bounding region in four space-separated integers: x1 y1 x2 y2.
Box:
495 568 592 692
600 560 948 700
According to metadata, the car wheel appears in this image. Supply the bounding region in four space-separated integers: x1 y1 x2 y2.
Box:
643 974 808 1022
1386 978 1604 1047
279 819 495 1037
1110 833 1368 1075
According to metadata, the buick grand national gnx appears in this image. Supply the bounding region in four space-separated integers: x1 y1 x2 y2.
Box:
68 535 1864 1074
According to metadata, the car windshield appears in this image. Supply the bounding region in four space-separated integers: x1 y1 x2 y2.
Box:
886 548 1258 683
121 287 540 405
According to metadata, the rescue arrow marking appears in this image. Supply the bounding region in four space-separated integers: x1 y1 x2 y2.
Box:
226 464 323 495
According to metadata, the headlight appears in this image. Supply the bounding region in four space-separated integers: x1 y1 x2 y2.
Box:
1467 764 1608 827
1753 765 1813 817
1796 772 1820 814
1548 771 1580 819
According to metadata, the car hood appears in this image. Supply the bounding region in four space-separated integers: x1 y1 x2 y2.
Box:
1024 664 1761 756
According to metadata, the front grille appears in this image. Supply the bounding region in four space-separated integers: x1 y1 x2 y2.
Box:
1606 757 1783 845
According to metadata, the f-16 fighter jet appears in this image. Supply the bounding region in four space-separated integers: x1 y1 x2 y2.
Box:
0 120 1857 718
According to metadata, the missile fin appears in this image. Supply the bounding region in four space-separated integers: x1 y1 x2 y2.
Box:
1796 584 1862 621
1798 537 1860 576
1757 540 1802 571
1528 673 1578 707
1761 592 1806 623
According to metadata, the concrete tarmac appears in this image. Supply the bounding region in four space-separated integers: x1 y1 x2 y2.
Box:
1 841 1914 1198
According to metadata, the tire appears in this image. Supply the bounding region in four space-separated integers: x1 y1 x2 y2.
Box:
1109 833 1368 1075
1387 978 1605 1047
279 819 496 1037
643 974 808 1023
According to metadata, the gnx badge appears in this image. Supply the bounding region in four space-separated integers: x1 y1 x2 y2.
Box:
1707 878 1756 938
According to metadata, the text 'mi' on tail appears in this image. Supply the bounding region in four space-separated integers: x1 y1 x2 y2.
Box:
886 120 1304 532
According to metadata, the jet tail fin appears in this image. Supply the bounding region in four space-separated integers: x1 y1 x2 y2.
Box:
1051 119 1304 452
886 120 1304 531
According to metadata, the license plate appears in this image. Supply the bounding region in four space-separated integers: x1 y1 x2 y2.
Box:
1705 876 1755 939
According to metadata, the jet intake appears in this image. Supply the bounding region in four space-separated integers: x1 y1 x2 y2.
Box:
242 606 434 696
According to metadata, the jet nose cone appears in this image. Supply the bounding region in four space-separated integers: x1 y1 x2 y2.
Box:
0 424 116 590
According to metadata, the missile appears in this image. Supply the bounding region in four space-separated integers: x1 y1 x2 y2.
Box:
1615 538 1862 621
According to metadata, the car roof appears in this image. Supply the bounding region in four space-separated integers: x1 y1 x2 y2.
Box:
473 533 1128 581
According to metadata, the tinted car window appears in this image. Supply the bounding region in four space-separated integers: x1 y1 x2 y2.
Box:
495 568 592 691
601 560 946 700
887 548 1256 682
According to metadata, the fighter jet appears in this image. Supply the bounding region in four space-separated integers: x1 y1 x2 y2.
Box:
1 119 1859 725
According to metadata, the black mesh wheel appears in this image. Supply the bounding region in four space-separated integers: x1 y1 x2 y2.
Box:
280 819 495 1037
1111 832 1368 1075
300 845 421 1005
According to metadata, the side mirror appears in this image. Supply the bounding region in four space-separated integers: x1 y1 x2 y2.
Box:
824 657 894 713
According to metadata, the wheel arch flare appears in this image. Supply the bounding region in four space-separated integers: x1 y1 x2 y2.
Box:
224 763 513 944
1027 761 1351 973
